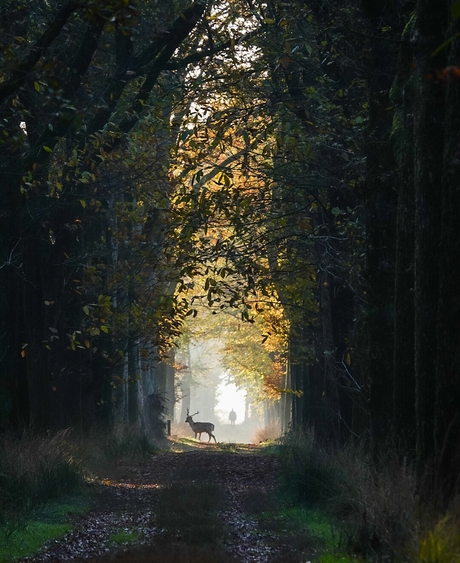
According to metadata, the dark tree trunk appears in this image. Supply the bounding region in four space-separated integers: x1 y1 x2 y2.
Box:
435 14 460 496
363 76 398 442
391 13 416 449
412 0 447 467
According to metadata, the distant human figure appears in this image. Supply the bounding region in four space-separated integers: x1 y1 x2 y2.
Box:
229 409 237 425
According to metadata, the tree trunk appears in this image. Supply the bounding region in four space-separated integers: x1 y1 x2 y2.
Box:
391 13 416 449
413 0 447 467
435 13 460 495
360 0 399 442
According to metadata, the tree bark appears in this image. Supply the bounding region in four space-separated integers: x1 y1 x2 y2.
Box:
435 10 460 495
391 13 416 449
413 0 447 467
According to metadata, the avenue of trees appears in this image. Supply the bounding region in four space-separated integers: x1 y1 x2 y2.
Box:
1 0 459 495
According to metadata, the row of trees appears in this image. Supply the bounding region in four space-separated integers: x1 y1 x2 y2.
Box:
1 0 459 494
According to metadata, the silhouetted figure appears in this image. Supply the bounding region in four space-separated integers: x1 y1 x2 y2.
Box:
229 409 237 425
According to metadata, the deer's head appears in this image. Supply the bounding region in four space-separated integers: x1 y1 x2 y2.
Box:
185 409 199 423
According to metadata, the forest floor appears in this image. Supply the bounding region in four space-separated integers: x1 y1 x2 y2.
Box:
17 440 321 563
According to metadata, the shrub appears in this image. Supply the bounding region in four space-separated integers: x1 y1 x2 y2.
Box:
276 430 420 561
252 421 282 443
414 512 460 563
278 428 344 506
0 429 85 540
330 447 418 559
0 429 84 512
102 425 161 462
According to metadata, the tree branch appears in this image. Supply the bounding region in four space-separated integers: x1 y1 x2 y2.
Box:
85 1 207 142
164 27 264 70
117 1 207 135
132 1 208 73
0 0 78 103
27 21 105 164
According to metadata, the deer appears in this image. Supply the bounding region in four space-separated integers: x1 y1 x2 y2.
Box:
185 409 217 443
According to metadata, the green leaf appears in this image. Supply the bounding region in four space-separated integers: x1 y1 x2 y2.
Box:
79 199 86 208
43 146 52 153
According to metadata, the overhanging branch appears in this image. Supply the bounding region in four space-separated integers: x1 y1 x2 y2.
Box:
0 0 78 103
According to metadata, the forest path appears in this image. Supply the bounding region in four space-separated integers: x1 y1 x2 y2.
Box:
19 441 311 563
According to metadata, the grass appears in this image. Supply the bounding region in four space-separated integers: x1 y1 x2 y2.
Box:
3 426 457 563
275 431 460 563
275 429 424 562
252 421 282 443
0 425 162 561
249 490 346 561
319 555 363 563
0 428 87 539
218 442 242 453
0 495 89 562
107 529 140 546
413 512 460 563
101 426 162 462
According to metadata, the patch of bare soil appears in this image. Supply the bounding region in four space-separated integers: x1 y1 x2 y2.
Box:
19 442 311 563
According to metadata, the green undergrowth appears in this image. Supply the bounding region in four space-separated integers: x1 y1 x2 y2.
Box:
170 436 261 454
287 507 337 548
0 495 89 562
273 430 460 563
0 426 162 561
107 529 140 546
100 426 163 462
319 555 362 563
245 488 349 562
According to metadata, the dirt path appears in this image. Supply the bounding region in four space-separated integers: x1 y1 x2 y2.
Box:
18 443 310 563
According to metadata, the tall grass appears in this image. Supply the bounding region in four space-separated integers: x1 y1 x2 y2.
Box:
0 429 84 509
0 429 85 538
277 427 343 506
0 424 161 540
415 512 460 563
276 429 422 561
252 421 282 443
91 425 161 464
